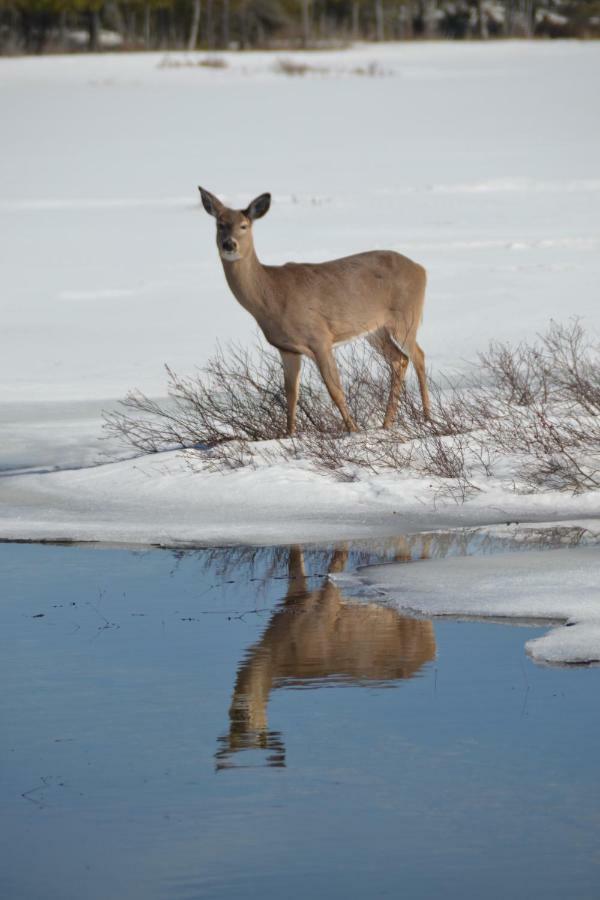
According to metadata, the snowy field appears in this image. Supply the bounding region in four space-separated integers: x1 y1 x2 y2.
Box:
1 40 599 551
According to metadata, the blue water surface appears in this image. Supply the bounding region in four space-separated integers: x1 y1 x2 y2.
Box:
1 541 599 900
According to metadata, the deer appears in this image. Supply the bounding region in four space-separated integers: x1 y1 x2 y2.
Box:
198 187 430 436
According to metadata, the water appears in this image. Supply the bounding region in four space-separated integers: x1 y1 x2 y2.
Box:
1 537 600 900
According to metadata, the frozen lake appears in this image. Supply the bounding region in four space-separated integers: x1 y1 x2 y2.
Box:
2 535 600 900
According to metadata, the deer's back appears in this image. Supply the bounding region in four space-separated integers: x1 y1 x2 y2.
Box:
270 250 425 303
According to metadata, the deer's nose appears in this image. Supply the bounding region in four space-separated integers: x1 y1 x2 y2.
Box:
222 238 237 252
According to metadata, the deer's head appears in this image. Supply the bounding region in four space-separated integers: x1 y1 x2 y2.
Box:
198 187 271 263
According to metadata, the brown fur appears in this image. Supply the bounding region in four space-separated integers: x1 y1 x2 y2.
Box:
199 187 430 434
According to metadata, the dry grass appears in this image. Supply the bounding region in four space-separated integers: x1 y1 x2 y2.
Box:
158 55 228 69
272 58 329 76
350 61 390 77
157 55 389 78
273 58 390 78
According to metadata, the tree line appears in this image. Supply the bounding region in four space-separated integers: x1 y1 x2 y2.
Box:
0 0 597 54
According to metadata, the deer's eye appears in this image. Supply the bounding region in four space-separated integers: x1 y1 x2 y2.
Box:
239 223 248 231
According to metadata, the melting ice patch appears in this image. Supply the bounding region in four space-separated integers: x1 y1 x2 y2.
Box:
335 546 600 666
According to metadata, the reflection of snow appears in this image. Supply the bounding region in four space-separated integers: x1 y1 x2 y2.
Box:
340 543 600 665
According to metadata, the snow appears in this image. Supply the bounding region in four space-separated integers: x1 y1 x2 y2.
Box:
1 443 599 545
1 41 599 543
335 544 600 664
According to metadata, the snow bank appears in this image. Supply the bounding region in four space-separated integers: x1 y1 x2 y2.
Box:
1 442 599 546
337 546 600 665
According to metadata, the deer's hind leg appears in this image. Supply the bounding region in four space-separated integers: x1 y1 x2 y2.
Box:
386 327 431 422
409 341 430 420
370 329 410 429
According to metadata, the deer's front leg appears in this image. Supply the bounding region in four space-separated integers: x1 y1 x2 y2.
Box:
313 346 358 433
280 350 302 436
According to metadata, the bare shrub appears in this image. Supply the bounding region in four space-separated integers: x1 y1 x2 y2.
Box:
273 58 329 76
297 378 475 484
198 56 228 68
477 339 548 407
472 320 600 492
158 55 228 69
104 340 434 455
104 344 288 451
542 319 600 415
104 321 600 496
272 58 390 78
350 62 391 77
475 320 599 414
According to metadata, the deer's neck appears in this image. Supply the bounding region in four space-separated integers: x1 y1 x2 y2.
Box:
221 247 271 315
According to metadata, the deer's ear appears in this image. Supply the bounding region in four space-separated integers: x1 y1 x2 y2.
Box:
244 193 271 221
198 187 224 218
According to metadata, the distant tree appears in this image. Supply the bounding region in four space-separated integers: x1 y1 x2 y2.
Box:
187 0 201 46
69 0 104 49
476 0 487 35
374 0 383 37
1 0 598 55
299 0 310 44
10 0 66 51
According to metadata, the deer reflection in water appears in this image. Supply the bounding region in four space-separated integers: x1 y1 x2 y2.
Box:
215 544 435 770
